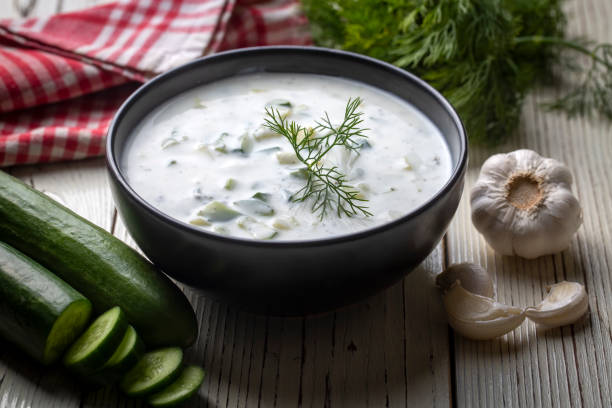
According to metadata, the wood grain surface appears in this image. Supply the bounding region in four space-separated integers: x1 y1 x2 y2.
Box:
1 0 611 407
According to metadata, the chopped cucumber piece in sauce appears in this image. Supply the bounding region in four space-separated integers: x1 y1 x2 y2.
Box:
266 99 292 108
252 192 271 202
290 168 309 180
189 217 211 227
239 134 253 154
198 201 241 222
254 146 281 155
161 138 179 149
234 199 274 216
276 151 299 164
237 217 277 240
224 178 237 190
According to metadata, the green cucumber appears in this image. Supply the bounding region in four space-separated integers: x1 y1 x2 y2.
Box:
120 347 183 397
148 366 205 407
85 325 145 386
0 242 92 365
0 171 197 347
63 306 127 373
105 325 145 372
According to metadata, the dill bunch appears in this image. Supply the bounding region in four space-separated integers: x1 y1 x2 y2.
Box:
301 0 612 144
263 98 372 219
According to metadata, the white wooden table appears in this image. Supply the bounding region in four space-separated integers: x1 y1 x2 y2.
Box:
1 0 612 407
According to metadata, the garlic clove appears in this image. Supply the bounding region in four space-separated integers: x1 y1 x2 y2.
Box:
436 263 495 298
525 281 589 329
443 283 525 340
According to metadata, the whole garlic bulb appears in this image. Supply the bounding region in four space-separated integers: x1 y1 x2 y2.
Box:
470 149 582 259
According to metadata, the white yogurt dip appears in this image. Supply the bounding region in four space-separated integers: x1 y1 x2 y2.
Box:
122 73 452 240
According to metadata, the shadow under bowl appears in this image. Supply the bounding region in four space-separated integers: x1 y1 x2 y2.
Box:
106 46 468 316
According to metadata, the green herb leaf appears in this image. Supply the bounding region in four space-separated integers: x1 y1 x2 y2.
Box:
302 0 612 144
263 97 372 219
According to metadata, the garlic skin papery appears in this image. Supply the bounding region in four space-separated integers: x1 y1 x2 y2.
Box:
443 283 525 340
436 263 495 298
525 281 589 329
470 149 582 259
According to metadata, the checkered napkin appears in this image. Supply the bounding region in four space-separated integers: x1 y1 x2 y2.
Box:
0 0 311 167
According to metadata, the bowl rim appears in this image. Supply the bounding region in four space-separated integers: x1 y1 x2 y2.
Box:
106 45 468 248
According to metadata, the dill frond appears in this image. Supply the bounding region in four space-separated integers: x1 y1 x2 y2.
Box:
302 0 612 144
263 98 372 220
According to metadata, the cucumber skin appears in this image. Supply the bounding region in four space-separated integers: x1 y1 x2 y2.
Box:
147 366 205 407
0 171 197 348
0 241 92 364
64 307 128 373
120 347 184 397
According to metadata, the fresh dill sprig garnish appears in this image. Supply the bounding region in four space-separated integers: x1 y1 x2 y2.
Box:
301 0 612 144
263 97 372 220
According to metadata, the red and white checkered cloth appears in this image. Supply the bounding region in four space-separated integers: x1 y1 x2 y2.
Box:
0 0 311 167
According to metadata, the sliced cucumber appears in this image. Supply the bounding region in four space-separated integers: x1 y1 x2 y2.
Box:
85 325 145 387
147 366 205 407
63 306 128 373
105 325 145 372
0 171 198 348
0 242 92 365
120 347 183 397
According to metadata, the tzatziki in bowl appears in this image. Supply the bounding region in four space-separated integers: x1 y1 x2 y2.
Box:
107 47 467 315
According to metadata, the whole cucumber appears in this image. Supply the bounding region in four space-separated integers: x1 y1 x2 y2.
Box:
0 171 198 347
0 241 92 364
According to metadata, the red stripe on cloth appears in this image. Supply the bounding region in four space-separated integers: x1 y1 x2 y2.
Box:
249 3 267 46
38 129 56 163
15 133 31 164
204 0 237 53
0 54 25 110
1 50 50 106
106 2 160 63
31 51 73 101
23 3 117 51
90 2 140 58
125 3 181 67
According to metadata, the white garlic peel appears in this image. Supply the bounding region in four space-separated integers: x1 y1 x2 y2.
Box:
470 149 582 259
443 283 525 340
525 281 589 329
436 263 495 298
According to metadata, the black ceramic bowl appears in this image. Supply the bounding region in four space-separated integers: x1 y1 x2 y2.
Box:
107 46 467 315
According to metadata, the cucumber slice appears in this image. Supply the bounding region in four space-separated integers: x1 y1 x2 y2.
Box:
63 306 128 373
120 347 183 397
104 325 145 372
0 242 92 365
85 325 145 387
147 366 205 407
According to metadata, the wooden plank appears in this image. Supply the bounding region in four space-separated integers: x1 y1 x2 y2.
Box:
114 211 451 408
445 0 612 406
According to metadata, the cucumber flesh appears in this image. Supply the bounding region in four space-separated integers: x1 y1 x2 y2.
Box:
148 366 205 407
105 325 144 372
0 242 92 365
44 300 92 365
63 306 128 373
120 347 183 397
84 325 145 388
